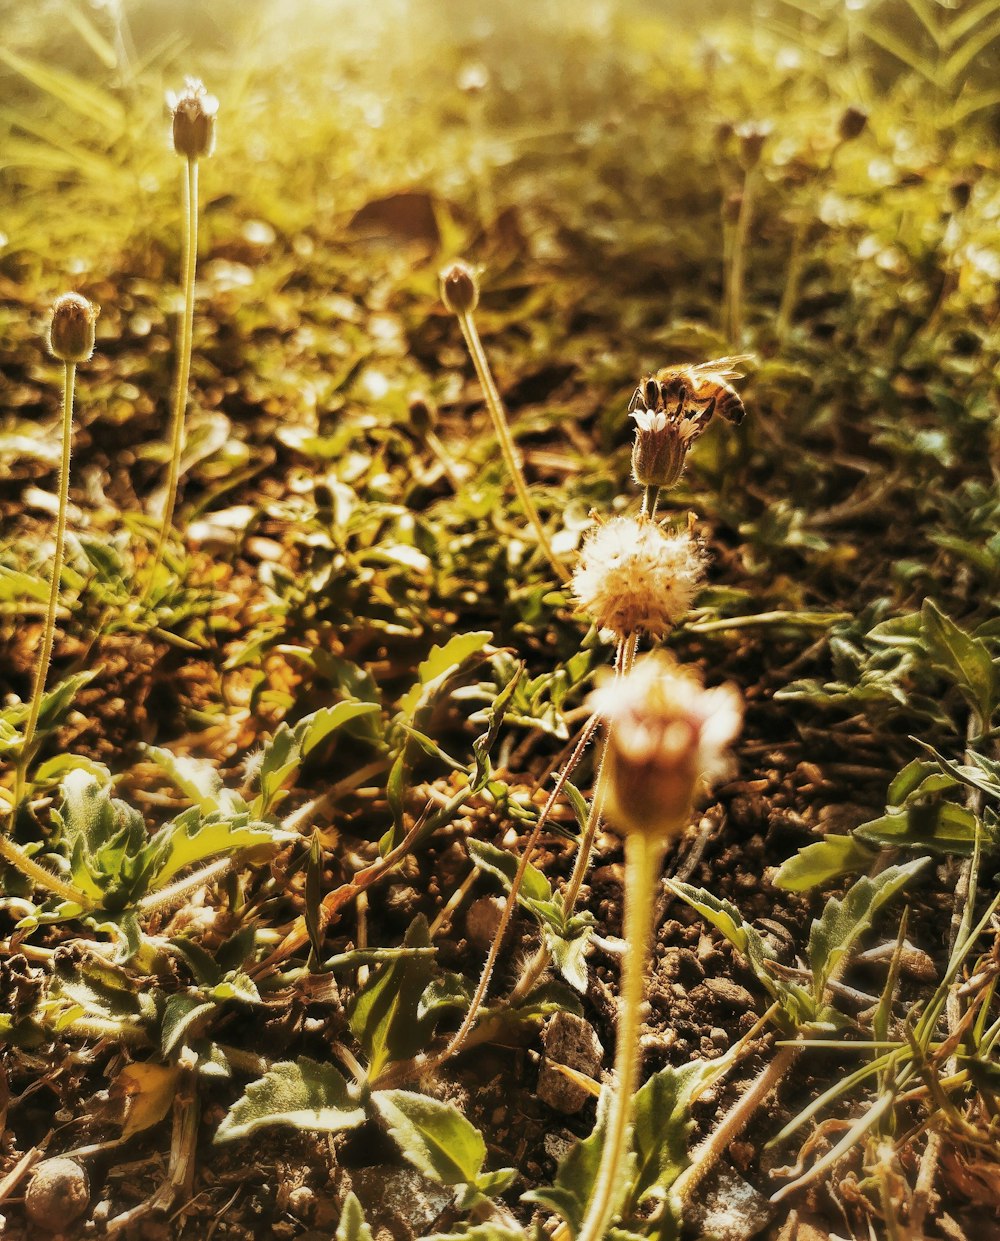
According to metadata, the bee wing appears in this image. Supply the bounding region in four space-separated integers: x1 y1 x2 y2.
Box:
691 353 755 380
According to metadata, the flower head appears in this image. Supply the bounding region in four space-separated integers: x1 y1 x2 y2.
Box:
440 261 480 315
47 293 99 363
572 515 704 640
631 408 689 489
167 78 218 159
591 653 742 839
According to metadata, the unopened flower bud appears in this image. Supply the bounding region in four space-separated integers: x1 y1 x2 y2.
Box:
735 121 770 170
837 106 868 143
631 411 688 489
167 78 218 160
408 394 437 438
590 654 742 840
440 261 480 315
572 515 704 640
949 180 972 212
47 293 99 363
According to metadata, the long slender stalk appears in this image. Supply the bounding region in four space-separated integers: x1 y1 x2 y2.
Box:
724 166 755 348
144 156 199 600
12 361 76 815
576 831 666 1241
456 308 569 583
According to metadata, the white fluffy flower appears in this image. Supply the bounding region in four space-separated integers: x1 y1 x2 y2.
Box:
590 653 743 839
572 515 704 639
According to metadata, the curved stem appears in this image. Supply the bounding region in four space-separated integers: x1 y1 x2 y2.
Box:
144 156 199 601
457 309 569 584
12 361 76 814
509 630 639 1005
577 830 665 1241
0 833 89 905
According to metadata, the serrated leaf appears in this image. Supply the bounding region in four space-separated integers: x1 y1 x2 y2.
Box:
215 1057 365 1143
336 1192 375 1241
920 599 996 725
255 701 380 814
396 631 493 724
807 858 929 997
373 1089 486 1186
144 809 289 892
773 836 878 892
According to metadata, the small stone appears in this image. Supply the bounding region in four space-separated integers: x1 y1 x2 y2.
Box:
710 1027 729 1048
703 977 756 1012
685 1161 774 1241
25 1158 90 1233
538 1012 604 1114
349 1166 451 1240
288 1185 316 1219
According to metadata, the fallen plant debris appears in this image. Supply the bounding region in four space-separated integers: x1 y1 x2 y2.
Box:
2 2 1000 1239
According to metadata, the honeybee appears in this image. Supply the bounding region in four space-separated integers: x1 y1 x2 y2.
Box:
628 355 752 438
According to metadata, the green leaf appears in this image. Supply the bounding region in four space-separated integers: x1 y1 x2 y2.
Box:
142 745 239 815
396 632 493 725
807 858 929 997
336 1193 375 1241
214 1057 365 1143
629 1061 715 1228
162 994 215 1057
523 1091 621 1234
424 1228 527 1241
254 701 380 814
144 809 290 893
920 599 996 725
544 921 594 994
348 916 436 1079
372 1089 486 1187
854 803 986 855
666 882 786 1008
467 839 554 911
773 836 879 891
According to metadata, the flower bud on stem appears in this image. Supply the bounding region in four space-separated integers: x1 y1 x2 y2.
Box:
441 263 569 583
5 300 95 905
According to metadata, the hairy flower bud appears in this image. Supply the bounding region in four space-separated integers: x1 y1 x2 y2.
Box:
167 78 218 159
631 410 688 489
591 654 742 839
440 261 480 315
47 293 98 363
572 515 704 640
408 394 437 438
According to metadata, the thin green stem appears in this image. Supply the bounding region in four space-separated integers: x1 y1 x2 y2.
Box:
144 156 199 601
12 361 76 815
577 830 666 1241
456 309 569 583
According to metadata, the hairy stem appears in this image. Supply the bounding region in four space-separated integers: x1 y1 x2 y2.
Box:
457 308 569 583
576 830 666 1241
144 156 199 600
13 361 76 813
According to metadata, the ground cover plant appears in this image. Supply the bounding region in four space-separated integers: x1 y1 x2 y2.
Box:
2 0 1000 1237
